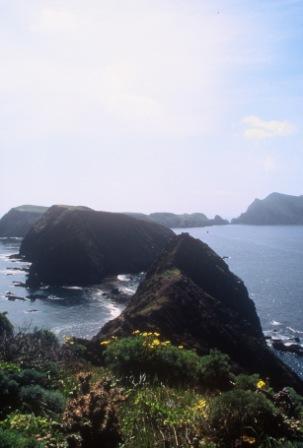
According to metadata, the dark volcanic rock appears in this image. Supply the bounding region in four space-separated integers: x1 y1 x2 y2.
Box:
0 205 48 237
20 205 174 287
232 192 303 225
98 233 303 393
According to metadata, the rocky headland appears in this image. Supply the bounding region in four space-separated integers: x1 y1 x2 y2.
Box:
20 205 174 287
0 205 47 237
232 192 303 225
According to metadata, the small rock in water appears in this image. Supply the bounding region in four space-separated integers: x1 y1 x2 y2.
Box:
272 339 303 356
13 281 26 287
5 291 25 301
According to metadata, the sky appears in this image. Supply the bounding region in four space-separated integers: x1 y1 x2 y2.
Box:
0 0 302 219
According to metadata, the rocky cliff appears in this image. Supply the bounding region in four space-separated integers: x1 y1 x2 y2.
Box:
0 205 47 237
20 205 174 286
98 233 303 393
232 192 303 225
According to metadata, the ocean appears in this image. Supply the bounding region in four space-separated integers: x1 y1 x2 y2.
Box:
1 225 303 376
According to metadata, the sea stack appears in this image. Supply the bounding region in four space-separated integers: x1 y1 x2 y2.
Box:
98 233 303 393
20 205 174 287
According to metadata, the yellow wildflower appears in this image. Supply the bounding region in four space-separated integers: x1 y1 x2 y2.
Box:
151 338 160 347
195 399 207 410
64 336 73 342
147 332 153 336
142 332 148 337
241 435 256 445
178 345 184 349
256 379 266 390
132 330 140 335
100 340 111 346
153 332 160 337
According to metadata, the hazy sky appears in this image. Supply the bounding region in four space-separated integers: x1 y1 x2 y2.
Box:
1 0 302 219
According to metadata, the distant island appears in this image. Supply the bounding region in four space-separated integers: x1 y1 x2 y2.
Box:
0 205 47 237
126 212 228 228
232 192 303 225
1 193 303 240
0 206 229 239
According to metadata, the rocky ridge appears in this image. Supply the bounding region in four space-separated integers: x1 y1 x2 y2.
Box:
98 233 303 393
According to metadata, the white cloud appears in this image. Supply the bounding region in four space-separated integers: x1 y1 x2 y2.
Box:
242 115 296 140
31 8 80 33
0 1 265 142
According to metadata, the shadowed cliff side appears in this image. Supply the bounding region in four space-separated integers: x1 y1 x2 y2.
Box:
98 233 303 393
20 205 174 287
0 205 47 237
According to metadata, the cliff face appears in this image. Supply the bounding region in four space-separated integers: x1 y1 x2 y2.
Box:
126 212 228 228
20 205 174 286
232 192 303 225
98 233 303 393
0 205 47 237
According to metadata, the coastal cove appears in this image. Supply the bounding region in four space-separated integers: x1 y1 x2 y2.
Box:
1 224 303 376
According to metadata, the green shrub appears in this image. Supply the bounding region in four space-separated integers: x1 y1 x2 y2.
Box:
120 386 208 448
0 428 41 448
199 350 233 389
0 366 65 417
208 389 283 445
0 371 20 417
12 369 47 387
234 373 261 391
7 329 60 367
0 412 54 437
104 333 203 385
260 438 303 448
20 385 65 415
0 362 21 373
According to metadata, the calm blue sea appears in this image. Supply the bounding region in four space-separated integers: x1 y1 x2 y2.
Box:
1 225 303 376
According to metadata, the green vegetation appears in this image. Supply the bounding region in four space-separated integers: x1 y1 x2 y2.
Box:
1 313 303 447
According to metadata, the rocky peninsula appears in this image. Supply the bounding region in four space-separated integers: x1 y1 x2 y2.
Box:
98 233 303 393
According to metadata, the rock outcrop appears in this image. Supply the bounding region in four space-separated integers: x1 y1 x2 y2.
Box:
126 212 228 228
232 192 303 225
20 205 174 286
0 205 47 237
98 233 303 393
